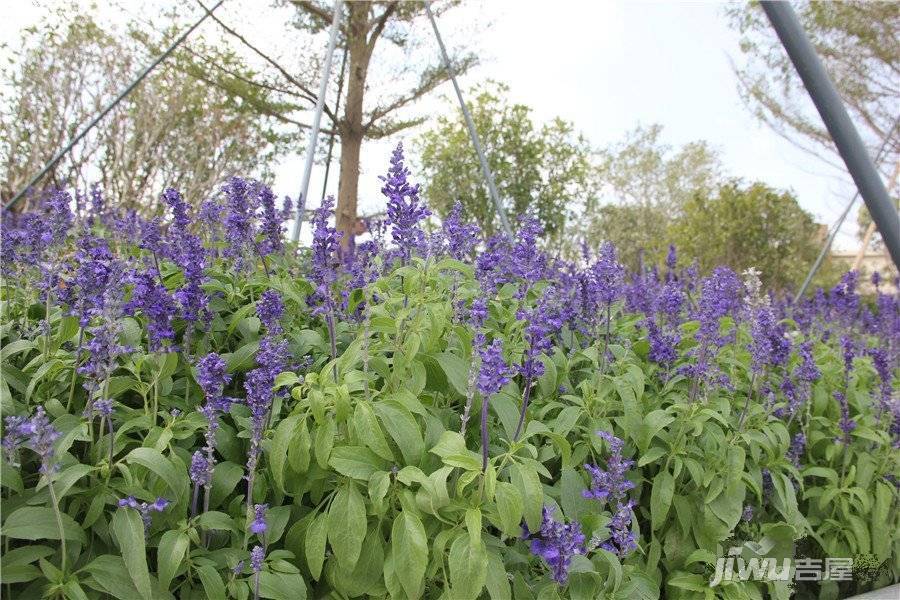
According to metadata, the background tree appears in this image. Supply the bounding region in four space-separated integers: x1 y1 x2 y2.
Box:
417 82 595 249
727 1 899 248
670 181 833 290
285 0 476 245
1 7 287 213
583 124 724 269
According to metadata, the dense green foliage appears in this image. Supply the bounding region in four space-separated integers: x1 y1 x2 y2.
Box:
670 181 835 290
0 170 898 600
417 82 595 246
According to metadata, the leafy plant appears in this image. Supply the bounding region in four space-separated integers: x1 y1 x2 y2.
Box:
1 146 897 600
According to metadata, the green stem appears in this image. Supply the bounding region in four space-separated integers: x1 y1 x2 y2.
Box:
65 329 84 412
47 480 67 574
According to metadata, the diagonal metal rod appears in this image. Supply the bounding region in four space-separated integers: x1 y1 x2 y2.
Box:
424 1 513 237
3 0 225 211
320 46 348 202
793 116 898 302
762 1 900 270
290 0 343 243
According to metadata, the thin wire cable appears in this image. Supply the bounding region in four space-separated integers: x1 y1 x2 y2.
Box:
4 0 225 211
423 1 512 237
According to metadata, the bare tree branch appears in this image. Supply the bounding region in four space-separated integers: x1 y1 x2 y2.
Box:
197 0 339 124
367 2 398 54
290 0 339 31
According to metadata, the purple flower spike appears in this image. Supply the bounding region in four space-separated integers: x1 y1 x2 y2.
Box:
525 507 585 584
250 503 268 535
381 142 430 264
250 545 265 573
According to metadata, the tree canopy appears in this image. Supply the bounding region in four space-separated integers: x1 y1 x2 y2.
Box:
417 82 595 248
670 181 833 290
1 6 286 213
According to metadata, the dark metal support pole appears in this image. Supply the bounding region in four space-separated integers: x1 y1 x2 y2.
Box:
4 0 225 211
424 1 513 237
761 1 900 269
793 116 898 302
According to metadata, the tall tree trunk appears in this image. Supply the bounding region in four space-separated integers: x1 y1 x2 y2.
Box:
336 2 371 249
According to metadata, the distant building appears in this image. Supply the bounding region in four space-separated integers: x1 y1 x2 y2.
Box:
831 249 898 293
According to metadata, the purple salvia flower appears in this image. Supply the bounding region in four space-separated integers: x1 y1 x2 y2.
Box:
257 289 284 335
443 200 480 261
478 339 514 470
255 183 284 256
603 499 637 557
190 451 212 487
222 177 256 268
787 433 806 468
583 431 635 503
124 266 178 352
308 196 343 316
1 407 60 474
867 347 894 415
525 506 585 584
250 544 265 573
509 216 546 291
590 242 625 307
250 503 268 535
381 142 430 264
741 505 754 522
835 391 856 444
118 495 169 531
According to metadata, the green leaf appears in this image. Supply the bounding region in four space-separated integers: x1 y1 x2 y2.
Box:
1 545 54 569
484 552 512 600
615 369 643 445
305 512 328 580
353 401 394 461
125 447 188 504
83 555 143 598
209 461 244 509
195 564 226 600
511 463 543 531
434 352 469 396
375 401 424 465
288 418 311 473
157 531 189 591
872 481 893 561
449 533 488 600
259 571 307 600
270 414 301 494
391 510 428 599
494 482 524 537
2 506 86 543
650 469 674 531
328 446 387 480
327 482 367 571
111 508 152 600
197 511 238 532
314 419 336 469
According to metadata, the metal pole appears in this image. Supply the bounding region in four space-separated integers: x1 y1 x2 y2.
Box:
320 47 348 202
793 119 898 302
424 1 513 237
290 0 343 243
761 1 900 269
4 0 225 211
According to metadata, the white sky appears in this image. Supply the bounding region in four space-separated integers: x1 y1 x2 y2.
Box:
2 0 874 249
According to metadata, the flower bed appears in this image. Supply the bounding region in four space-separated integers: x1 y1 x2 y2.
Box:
1 144 898 599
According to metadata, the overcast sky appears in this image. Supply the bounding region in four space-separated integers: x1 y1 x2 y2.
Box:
2 1 870 249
